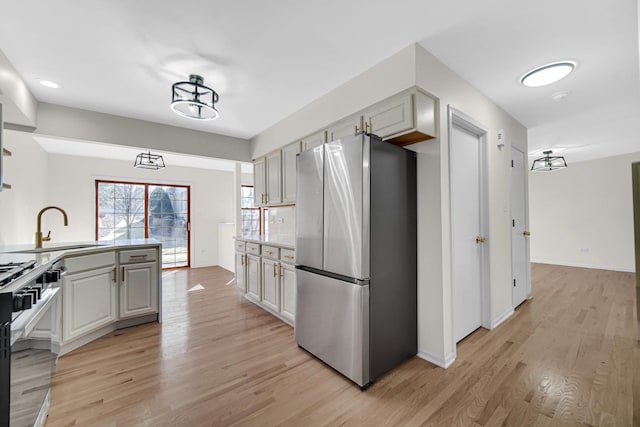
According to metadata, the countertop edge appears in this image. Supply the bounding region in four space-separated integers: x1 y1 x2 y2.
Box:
234 236 295 250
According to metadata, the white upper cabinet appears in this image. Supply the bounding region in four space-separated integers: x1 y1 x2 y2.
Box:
266 151 282 205
364 94 414 138
251 87 438 207
282 141 301 203
301 130 326 152
253 157 266 207
326 114 363 143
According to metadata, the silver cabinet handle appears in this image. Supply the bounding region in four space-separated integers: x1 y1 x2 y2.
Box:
121 267 125 282
111 267 116 283
273 263 277 277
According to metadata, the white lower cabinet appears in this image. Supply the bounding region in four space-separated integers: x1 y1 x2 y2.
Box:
120 261 158 318
261 258 280 312
63 265 117 342
246 254 261 301
280 262 296 323
235 252 246 292
235 240 296 325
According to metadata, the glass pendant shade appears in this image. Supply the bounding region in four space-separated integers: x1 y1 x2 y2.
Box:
531 150 567 172
134 152 166 170
171 74 219 120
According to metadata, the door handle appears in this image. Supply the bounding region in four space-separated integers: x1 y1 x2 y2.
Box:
273 263 277 277
280 265 284 277
523 231 531 237
364 122 370 133
121 266 125 282
475 236 486 244
111 267 117 283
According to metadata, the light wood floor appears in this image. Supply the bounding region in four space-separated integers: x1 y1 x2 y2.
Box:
46 264 638 426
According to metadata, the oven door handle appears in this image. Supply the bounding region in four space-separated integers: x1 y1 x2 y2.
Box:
11 287 60 346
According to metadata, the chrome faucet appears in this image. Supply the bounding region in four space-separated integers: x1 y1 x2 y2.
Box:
35 206 69 249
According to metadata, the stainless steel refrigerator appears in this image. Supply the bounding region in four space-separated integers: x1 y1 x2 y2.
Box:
295 132 417 390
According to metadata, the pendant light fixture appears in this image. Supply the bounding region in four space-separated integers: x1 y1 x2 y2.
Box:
171 74 219 120
134 152 166 170
530 150 567 172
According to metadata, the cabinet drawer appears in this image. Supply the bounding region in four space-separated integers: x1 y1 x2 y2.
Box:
119 248 157 264
280 249 295 264
246 243 261 255
65 251 116 273
262 245 280 260
235 241 246 252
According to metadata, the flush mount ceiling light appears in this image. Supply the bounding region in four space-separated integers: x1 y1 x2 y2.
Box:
530 150 567 172
134 151 166 170
520 61 576 87
171 74 219 120
39 79 60 89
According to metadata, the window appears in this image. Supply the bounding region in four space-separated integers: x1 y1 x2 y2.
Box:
241 185 260 234
96 180 190 269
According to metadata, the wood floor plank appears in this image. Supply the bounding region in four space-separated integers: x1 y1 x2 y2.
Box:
45 264 638 426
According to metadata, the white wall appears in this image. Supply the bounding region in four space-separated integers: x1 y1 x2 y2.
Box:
530 152 640 272
0 136 234 268
0 131 49 244
412 45 528 365
250 43 528 368
43 153 234 268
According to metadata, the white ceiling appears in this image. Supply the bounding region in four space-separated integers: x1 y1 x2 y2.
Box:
0 0 638 164
35 136 253 173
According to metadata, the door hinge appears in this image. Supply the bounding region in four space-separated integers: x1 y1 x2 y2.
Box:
513 279 516 287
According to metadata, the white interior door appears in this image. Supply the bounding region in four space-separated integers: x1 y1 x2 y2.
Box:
511 147 529 307
450 121 485 343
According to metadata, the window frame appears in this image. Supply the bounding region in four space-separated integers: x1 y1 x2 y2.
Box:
240 185 262 235
95 179 191 269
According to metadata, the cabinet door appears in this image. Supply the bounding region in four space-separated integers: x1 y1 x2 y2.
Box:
266 151 282 205
246 255 261 301
120 261 158 318
253 157 266 206
301 130 326 152
63 265 117 342
282 141 301 203
364 94 414 138
327 115 363 143
261 258 280 312
235 252 246 292
280 263 296 324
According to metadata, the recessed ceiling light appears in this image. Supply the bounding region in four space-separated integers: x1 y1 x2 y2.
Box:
551 90 570 102
520 61 576 87
39 79 60 89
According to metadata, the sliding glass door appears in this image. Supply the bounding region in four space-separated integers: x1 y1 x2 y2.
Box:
96 180 190 268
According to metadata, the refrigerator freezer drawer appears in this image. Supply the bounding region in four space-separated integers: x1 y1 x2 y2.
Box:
294 268 370 387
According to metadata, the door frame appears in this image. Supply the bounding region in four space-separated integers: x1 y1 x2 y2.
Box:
510 146 531 306
447 106 492 344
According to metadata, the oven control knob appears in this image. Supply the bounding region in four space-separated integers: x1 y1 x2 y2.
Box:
12 294 25 311
23 292 33 309
26 286 41 301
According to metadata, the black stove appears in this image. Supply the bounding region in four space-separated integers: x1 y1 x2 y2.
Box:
0 261 37 289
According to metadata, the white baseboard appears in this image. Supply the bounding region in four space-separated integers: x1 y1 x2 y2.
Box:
531 259 635 273
417 349 455 369
491 308 514 329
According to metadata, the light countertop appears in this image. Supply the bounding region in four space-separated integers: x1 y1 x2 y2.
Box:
0 239 161 266
234 234 294 250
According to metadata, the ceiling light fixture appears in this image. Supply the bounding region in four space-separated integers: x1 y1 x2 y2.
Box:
39 79 60 89
171 74 219 120
134 151 166 170
530 150 567 172
520 61 576 87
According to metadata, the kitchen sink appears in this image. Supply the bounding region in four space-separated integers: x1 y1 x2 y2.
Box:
11 243 109 254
